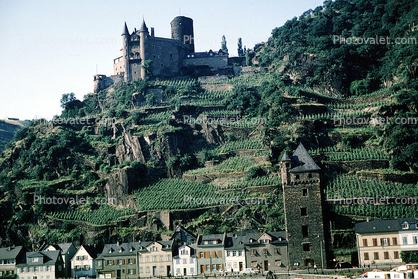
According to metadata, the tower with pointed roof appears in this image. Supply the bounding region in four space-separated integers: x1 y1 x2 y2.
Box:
280 143 327 269
139 19 148 79
122 22 130 82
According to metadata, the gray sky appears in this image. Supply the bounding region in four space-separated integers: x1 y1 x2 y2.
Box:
0 0 324 120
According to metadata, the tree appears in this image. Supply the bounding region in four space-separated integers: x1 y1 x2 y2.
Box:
60 93 77 109
60 93 82 118
237 38 244 56
221 35 228 53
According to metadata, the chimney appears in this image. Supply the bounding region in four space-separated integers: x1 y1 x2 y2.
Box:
117 241 120 246
151 27 155 37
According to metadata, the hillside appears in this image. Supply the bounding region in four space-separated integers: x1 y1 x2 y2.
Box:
0 0 417 265
0 119 29 153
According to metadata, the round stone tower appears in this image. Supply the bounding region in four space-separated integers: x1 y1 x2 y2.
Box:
170 16 194 53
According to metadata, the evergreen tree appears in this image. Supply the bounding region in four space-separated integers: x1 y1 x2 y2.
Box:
221 35 228 53
237 38 243 56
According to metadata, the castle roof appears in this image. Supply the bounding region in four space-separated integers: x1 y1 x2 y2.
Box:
122 22 129 36
139 19 148 33
281 150 291 162
289 143 320 173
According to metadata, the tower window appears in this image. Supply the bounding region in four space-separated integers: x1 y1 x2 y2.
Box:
308 173 312 179
286 163 289 168
301 207 307 216
303 243 310 251
302 226 308 238
302 189 308 196
295 175 300 180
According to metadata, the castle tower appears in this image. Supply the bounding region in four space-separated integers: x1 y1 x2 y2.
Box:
280 143 327 269
170 16 195 53
139 19 149 79
121 22 130 82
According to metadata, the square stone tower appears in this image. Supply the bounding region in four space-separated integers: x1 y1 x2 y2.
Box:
280 143 327 269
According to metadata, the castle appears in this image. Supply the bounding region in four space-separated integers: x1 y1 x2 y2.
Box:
280 143 328 268
94 16 229 92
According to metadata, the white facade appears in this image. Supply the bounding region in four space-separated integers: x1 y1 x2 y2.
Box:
17 264 58 279
399 223 418 252
173 245 197 276
71 246 96 278
225 249 245 272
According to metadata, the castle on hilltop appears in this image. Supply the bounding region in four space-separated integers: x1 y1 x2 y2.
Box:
94 16 229 92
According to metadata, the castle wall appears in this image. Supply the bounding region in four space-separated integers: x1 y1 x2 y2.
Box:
182 55 228 70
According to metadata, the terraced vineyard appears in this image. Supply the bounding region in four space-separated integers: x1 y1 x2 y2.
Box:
49 205 136 226
326 175 418 199
310 147 389 161
184 156 265 175
210 138 264 155
214 176 282 190
133 179 245 211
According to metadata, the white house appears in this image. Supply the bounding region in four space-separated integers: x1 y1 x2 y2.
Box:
173 245 197 276
71 245 98 278
16 250 64 279
225 233 246 273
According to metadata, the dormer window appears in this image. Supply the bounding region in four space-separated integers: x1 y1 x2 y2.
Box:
109 248 114 254
402 222 409 229
212 240 218 244
119 248 124 253
204 241 209 245
130 247 134 252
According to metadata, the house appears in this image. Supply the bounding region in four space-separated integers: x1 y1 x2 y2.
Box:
96 241 151 279
0 246 25 276
172 245 197 276
138 241 173 277
71 245 98 278
355 218 417 267
16 251 64 279
195 233 226 274
224 233 247 273
244 231 288 273
43 243 77 278
367 264 418 279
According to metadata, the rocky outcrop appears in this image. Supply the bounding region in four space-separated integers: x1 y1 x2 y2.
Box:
115 131 146 164
103 167 140 208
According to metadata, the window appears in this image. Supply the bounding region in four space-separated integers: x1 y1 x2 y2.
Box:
392 237 398 245
414 236 418 245
227 251 230 257
160 255 163 262
138 257 142 263
251 249 257 256
403 237 408 245
374 252 379 260
176 268 180 275
275 248 281 255
45 266 49 271
190 267 194 274
302 189 308 196
296 175 300 180
402 222 409 229
127 258 133 264
84 265 90 270
145 256 149 262
381 238 388 246
176 259 180 264
160 266 164 272
146 267 150 273
363 239 368 247
384 252 389 259
263 249 268 255
139 267 143 273
251 261 257 267
190 258 193 264
303 243 310 251
106 260 112 265
183 259 187 264
233 251 237 257
364 253 369 260
308 173 313 179
166 255 170 261
394 251 399 259
33 258 39 263
153 256 157 262
301 208 307 216
275 260 282 266
128 269 134 274
199 252 204 258
372 238 378 246
117 259 122 265
238 251 242 256
302 226 308 238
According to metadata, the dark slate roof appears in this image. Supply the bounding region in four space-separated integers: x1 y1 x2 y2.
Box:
197 233 225 246
281 150 291 162
139 19 148 32
171 226 197 246
355 217 418 234
81 245 98 259
0 246 23 260
122 22 129 36
97 241 152 259
17 251 61 267
289 143 320 173
224 231 286 250
57 243 74 254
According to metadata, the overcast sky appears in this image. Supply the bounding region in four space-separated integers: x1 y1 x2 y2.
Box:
0 0 325 120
